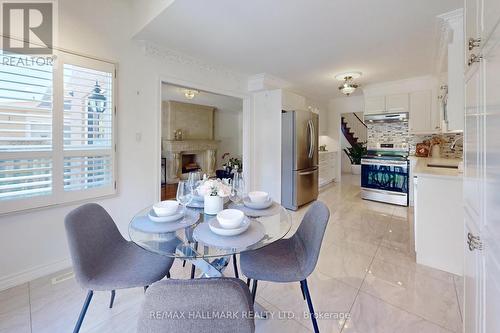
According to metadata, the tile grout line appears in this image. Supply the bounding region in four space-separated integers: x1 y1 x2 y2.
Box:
28 282 33 333
452 277 464 323
339 228 383 333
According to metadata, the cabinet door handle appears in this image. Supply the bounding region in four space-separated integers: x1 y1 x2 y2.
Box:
468 54 482 66
468 38 481 51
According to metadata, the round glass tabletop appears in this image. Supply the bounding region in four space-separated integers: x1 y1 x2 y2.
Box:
128 202 292 259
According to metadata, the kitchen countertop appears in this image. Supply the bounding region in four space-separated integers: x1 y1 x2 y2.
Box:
412 157 463 180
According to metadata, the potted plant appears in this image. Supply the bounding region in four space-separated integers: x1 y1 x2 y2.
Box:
197 178 231 215
344 142 367 175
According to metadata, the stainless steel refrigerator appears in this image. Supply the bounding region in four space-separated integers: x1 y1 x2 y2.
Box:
281 110 319 210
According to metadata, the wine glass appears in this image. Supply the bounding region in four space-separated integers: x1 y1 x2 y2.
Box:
187 171 201 188
176 181 193 218
229 172 245 205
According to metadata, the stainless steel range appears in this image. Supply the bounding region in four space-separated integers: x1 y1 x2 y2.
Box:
361 143 409 206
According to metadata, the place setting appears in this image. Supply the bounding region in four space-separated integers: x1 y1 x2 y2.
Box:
193 208 265 249
130 183 200 234
227 174 281 217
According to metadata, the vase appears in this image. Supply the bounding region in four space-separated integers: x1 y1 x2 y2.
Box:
351 164 361 175
204 195 224 215
431 144 441 158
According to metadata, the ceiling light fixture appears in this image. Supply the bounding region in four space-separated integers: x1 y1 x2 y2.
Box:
184 89 199 100
335 72 362 96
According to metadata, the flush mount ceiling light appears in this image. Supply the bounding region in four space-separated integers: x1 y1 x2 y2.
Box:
335 72 362 96
184 89 199 99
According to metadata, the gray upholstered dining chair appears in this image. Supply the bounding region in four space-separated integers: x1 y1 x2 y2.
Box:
240 201 330 333
65 203 174 333
137 278 255 333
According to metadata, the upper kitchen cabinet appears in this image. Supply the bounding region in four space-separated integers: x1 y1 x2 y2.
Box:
386 93 409 113
466 0 500 67
466 0 480 68
438 9 465 132
364 95 386 114
364 94 409 114
409 90 435 134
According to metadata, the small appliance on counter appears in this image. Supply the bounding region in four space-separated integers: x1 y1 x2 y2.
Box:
361 142 409 206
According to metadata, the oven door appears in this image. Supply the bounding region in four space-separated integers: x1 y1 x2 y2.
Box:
361 158 409 194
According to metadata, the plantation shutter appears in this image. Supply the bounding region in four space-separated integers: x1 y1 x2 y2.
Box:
0 50 54 203
0 50 116 214
61 54 116 200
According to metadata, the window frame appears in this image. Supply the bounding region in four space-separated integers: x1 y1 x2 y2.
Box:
0 50 117 215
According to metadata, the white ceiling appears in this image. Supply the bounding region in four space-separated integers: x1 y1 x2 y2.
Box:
138 0 462 101
162 84 243 111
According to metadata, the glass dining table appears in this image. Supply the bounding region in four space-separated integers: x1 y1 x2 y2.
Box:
128 201 293 278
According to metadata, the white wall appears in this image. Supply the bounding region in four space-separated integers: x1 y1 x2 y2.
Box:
0 0 250 290
252 90 282 201
214 108 243 169
328 95 364 181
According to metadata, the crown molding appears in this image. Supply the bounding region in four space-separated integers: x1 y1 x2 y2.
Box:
434 9 464 74
142 41 247 85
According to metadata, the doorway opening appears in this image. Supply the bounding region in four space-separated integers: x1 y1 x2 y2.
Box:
160 83 244 200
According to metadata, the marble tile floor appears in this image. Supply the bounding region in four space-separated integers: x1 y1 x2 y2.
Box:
0 174 463 333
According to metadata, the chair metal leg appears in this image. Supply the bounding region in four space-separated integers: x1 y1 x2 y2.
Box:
246 278 251 287
232 254 239 278
108 290 116 308
301 279 319 333
251 279 258 303
73 290 93 333
182 260 186 267
166 271 171 279
300 282 306 300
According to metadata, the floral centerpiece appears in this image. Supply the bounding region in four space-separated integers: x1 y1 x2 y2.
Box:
196 178 231 215
221 153 243 172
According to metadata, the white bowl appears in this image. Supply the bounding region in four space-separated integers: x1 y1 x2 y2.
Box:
216 209 244 229
248 191 269 203
153 200 179 216
243 196 273 210
209 217 250 236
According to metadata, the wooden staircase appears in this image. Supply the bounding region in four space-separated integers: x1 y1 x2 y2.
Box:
341 117 360 147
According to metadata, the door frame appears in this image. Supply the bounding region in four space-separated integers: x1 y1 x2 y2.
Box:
155 75 253 202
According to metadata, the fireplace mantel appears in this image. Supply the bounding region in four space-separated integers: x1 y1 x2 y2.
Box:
162 140 219 183
163 140 219 153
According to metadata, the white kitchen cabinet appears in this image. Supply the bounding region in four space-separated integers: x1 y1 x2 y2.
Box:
318 151 336 187
463 4 500 331
414 173 463 275
364 96 386 114
318 107 328 136
444 11 465 132
466 0 480 68
409 90 433 133
482 0 500 42
385 93 409 112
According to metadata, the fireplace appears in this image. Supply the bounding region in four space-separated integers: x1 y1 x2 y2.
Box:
163 139 218 183
181 153 201 174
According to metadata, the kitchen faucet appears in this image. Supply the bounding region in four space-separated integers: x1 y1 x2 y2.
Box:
450 135 463 150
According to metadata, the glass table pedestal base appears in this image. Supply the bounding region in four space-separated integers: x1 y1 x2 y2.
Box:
175 245 269 319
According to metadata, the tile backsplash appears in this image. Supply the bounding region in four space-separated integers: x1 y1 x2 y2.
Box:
367 122 463 159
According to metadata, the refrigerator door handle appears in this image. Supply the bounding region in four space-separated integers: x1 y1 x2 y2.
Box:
310 119 315 156
307 120 314 159
299 169 317 176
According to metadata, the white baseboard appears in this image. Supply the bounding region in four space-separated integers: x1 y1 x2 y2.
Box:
0 258 72 291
